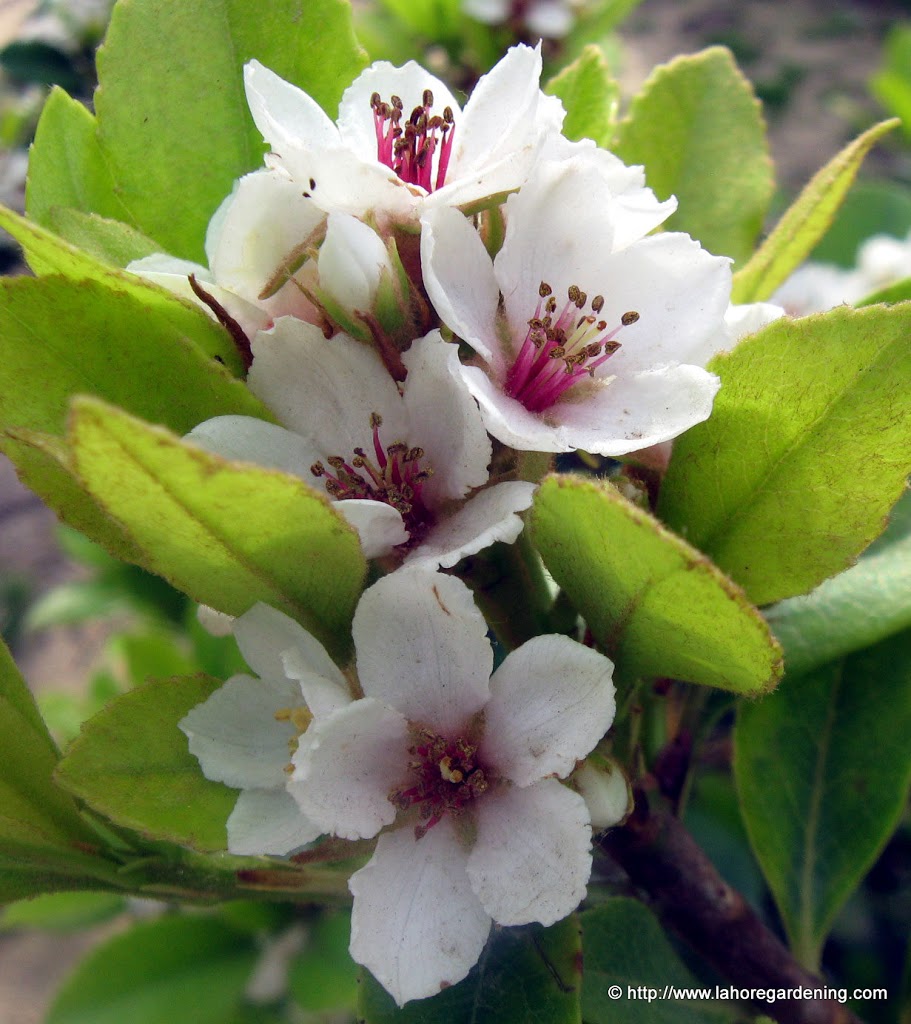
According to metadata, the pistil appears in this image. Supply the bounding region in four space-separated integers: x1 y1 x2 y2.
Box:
370 89 455 193
504 281 639 413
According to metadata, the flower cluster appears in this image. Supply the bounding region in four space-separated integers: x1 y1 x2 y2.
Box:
160 43 777 1006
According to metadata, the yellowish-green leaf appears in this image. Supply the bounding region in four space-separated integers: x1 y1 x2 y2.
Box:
55 676 235 852
732 120 900 303
545 45 619 148
0 275 271 438
69 398 366 660
659 304 911 606
614 46 772 264
530 475 782 693
0 205 248 374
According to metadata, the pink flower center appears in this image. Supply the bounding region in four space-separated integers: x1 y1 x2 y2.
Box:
390 729 489 839
310 412 435 539
504 282 639 413
370 89 456 193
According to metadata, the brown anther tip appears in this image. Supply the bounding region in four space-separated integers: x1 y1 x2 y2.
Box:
443 106 454 123
310 462 325 476
370 91 381 106
327 455 345 469
391 94 403 109
592 295 605 313
370 411 383 428
423 88 434 107
539 281 553 297
622 310 640 326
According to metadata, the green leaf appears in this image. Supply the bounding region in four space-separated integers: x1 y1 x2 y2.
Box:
811 180 911 268
545 46 618 148
731 120 899 303
25 87 126 229
45 209 161 268
581 898 737 1023
870 26 911 141
735 631 911 969
0 640 100 853
69 398 366 659
0 275 271 439
858 275 911 307
0 204 251 374
359 917 582 1024
1 429 143 566
659 304 911 606
55 675 235 852
288 910 358 1012
47 915 258 1024
86 0 366 261
0 622 54 746
613 46 772 264
530 475 782 693
1 891 126 932
766 490 911 678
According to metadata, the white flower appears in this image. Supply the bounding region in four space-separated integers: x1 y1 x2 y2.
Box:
243 43 565 223
185 319 535 566
463 0 582 38
290 569 616 1005
773 229 911 316
129 172 396 345
179 603 351 856
421 147 738 455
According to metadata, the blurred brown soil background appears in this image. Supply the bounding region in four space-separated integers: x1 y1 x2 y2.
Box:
0 0 908 1020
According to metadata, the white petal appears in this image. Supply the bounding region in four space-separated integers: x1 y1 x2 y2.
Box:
227 788 323 856
128 253 210 279
401 331 492 503
467 779 591 926
281 652 351 720
550 364 722 456
352 571 491 733
232 602 344 690
334 499 409 558
248 320 408 450
349 820 491 1006
184 415 320 480
462 0 510 23
405 482 536 569
526 0 574 38
572 760 631 830
206 170 325 315
480 635 615 786
276 145 415 221
319 213 392 317
459 361 720 455
420 207 500 365
581 234 733 376
244 60 340 156
290 698 409 840
446 44 564 194
180 674 302 790
197 604 235 637
458 365 570 453
724 300 785 343
338 61 460 166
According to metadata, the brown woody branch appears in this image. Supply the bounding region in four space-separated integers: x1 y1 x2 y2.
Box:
597 787 864 1024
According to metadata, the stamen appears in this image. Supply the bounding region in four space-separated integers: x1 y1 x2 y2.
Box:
504 281 639 412
309 413 436 544
370 87 456 193
389 729 490 840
